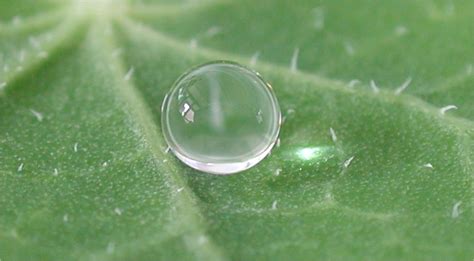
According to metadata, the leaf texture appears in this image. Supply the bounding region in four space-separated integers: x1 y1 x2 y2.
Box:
0 0 473 260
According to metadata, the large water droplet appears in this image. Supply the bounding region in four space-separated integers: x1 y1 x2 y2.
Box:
161 61 281 175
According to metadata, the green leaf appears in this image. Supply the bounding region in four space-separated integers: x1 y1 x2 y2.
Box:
1 0 473 260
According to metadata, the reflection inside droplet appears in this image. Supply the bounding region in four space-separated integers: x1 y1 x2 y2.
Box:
179 102 195 123
256 109 263 124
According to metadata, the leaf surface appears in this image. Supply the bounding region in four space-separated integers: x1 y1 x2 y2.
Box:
0 1 473 260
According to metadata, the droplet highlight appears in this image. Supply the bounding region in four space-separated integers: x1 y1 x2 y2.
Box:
161 61 281 175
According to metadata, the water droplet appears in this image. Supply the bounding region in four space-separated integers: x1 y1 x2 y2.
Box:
161 61 281 175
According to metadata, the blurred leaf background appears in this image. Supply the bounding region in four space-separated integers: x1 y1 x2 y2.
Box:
0 0 473 260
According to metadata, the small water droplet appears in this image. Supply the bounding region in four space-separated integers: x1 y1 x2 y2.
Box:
162 61 281 175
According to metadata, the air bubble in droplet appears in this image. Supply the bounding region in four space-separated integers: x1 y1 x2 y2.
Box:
161 61 281 175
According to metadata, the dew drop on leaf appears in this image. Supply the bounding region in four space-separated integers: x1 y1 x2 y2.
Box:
161 61 281 175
